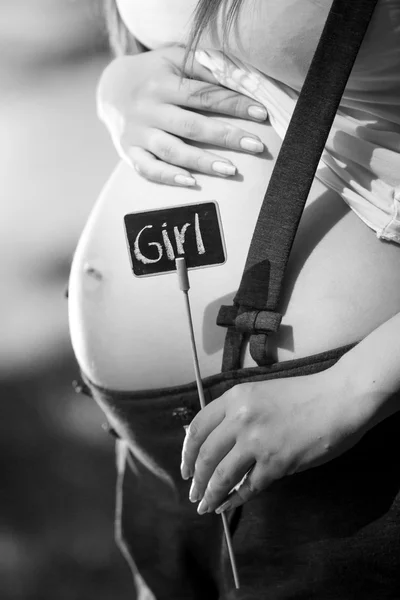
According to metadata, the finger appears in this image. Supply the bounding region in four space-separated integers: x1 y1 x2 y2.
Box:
125 146 196 187
215 461 278 514
147 130 238 177
170 77 268 122
181 400 225 480
155 105 264 154
197 447 254 515
181 50 222 85
188 421 236 503
195 48 265 101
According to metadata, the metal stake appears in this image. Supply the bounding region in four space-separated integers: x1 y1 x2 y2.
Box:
176 257 240 590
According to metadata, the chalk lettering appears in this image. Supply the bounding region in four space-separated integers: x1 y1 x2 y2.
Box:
195 213 205 255
173 222 191 255
161 224 175 260
125 202 224 276
134 225 162 264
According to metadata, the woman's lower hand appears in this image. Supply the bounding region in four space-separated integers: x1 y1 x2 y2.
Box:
181 365 369 515
97 46 268 186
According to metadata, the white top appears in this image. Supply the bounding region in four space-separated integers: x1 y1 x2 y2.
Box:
117 0 400 243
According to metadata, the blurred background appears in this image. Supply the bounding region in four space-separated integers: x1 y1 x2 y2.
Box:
0 1 134 597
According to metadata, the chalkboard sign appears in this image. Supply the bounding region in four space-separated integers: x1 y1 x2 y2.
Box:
124 201 226 277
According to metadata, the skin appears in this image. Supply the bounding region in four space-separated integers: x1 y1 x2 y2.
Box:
181 369 361 512
97 46 268 186
95 7 400 517
181 312 400 515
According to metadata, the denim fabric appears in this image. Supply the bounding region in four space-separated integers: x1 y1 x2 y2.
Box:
80 343 400 599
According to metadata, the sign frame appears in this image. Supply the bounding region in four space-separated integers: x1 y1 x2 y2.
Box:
124 200 227 278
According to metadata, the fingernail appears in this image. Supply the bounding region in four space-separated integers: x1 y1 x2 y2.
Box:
215 499 232 514
197 498 209 515
195 49 209 64
181 462 191 481
248 105 267 121
174 175 196 187
212 161 237 176
189 481 200 503
240 137 264 153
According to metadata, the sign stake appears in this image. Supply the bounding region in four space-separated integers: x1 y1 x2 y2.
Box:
176 257 240 590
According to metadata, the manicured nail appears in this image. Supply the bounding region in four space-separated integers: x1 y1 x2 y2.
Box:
248 105 267 121
189 481 200 503
212 161 237 176
240 137 264 153
215 499 232 514
197 498 209 515
174 174 196 187
181 462 191 481
241 75 261 94
195 49 209 64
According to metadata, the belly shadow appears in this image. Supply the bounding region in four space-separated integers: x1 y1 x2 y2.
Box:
202 189 350 357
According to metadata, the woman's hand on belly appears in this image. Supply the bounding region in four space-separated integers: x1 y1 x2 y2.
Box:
180 364 370 515
96 45 268 186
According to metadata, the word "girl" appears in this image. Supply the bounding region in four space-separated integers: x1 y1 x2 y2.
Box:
124 202 226 277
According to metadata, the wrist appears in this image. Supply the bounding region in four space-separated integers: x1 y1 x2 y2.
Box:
331 352 400 434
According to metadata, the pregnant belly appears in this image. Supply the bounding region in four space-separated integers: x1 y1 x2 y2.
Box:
68 118 400 391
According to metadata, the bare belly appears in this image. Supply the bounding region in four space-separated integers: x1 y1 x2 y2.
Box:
68 119 400 391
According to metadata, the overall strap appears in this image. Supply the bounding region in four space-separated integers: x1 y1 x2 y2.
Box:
218 0 378 371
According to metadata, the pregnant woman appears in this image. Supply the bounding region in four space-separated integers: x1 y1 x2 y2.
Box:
68 1 400 598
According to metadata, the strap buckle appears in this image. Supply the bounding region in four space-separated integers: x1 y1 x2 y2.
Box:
217 305 282 335
217 305 281 367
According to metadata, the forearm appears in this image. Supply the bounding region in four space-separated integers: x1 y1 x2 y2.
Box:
334 311 400 429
